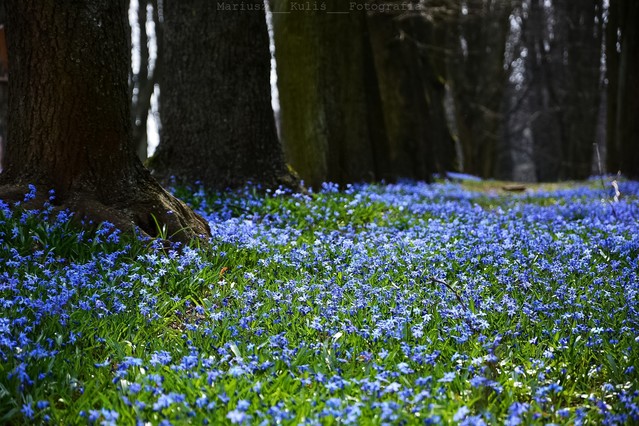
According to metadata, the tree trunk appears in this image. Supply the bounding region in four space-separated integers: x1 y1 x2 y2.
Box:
271 1 330 188
369 6 456 178
606 0 620 174
0 4 6 172
273 0 380 188
150 0 296 191
447 0 512 179
556 1 603 180
524 0 563 182
615 0 639 178
367 10 435 181
130 0 159 162
0 0 210 243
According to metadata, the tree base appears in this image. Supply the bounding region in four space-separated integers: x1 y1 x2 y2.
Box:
148 155 305 194
0 180 211 245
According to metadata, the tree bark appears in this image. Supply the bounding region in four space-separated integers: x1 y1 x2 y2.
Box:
368 11 433 181
0 0 210 243
447 0 512 179
271 1 330 188
606 0 620 174
130 0 156 161
150 0 296 191
367 6 456 180
556 1 603 180
0 4 7 172
614 0 639 178
273 0 382 188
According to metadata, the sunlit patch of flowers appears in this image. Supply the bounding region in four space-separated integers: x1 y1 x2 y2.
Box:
1 180 638 424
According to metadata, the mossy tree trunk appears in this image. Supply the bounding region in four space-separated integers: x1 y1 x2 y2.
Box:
367 5 455 180
150 0 296 191
274 1 451 186
0 0 210 243
272 0 381 188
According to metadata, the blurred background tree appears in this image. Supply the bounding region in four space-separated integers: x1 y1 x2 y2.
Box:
129 0 162 162
125 0 637 186
0 3 7 173
445 0 514 179
606 0 639 179
2 0 636 187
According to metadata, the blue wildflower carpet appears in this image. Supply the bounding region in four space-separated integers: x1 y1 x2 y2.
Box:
1 180 638 424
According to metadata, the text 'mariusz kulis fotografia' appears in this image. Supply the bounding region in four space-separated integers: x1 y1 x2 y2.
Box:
216 1 426 13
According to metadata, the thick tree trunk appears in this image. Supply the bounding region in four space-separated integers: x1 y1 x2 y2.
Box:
272 1 330 188
150 0 296 190
0 0 210 243
273 0 380 187
368 7 456 180
367 11 433 181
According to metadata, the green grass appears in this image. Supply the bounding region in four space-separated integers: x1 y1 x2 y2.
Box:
1 180 638 424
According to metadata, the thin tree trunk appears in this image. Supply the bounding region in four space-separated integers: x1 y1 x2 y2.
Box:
130 0 154 161
0 4 6 172
606 0 620 174
0 0 209 243
616 0 639 178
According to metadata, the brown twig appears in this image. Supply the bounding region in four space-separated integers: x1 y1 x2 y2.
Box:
428 276 480 333
429 276 465 306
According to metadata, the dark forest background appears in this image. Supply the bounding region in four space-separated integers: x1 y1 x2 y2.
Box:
0 0 637 189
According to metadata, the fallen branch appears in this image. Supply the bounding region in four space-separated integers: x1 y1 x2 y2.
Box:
427 276 480 334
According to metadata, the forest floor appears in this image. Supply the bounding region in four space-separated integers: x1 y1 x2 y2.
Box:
1 177 638 424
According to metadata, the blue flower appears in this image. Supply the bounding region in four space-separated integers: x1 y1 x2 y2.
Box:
506 402 529 425
438 371 456 383
557 408 570 418
396 362 414 374
227 409 250 424
150 350 172 366
21 403 34 419
237 400 251 411
454 406 470 422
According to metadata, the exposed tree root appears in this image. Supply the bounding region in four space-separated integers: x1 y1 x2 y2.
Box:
0 181 211 245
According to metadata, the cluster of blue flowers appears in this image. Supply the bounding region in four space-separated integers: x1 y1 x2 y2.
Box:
1 180 638 424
